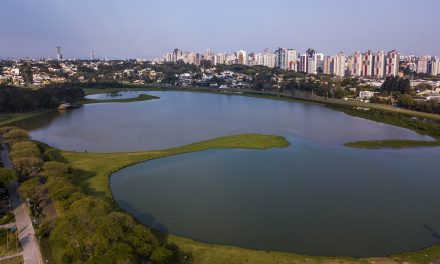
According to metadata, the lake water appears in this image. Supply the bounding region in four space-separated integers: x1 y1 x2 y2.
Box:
24 91 431 152
20 91 440 257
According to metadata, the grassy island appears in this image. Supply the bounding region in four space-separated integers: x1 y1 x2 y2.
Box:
345 139 440 149
82 93 159 104
62 134 289 197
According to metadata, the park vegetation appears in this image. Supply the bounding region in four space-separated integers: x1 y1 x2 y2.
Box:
0 86 84 114
0 127 178 264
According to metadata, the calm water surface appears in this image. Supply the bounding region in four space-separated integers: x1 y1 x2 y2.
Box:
18 91 440 256
110 138 440 257
23 91 431 152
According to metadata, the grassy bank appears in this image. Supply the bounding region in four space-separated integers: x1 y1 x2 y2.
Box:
82 93 159 104
0 113 43 127
62 134 289 197
58 133 440 263
168 235 440 264
345 139 440 149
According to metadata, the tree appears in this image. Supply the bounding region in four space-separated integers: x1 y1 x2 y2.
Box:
12 157 43 178
3 128 29 143
0 168 17 187
150 247 174 264
398 94 415 108
18 177 44 202
42 161 71 178
415 83 433 91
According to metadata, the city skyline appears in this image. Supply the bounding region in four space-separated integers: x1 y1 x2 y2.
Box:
1 0 440 59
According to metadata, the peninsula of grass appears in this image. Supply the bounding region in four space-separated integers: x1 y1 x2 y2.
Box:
61 134 290 197
56 133 440 264
0 112 44 127
345 139 440 149
82 93 159 104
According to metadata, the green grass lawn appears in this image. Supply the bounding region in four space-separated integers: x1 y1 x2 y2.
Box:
0 230 20 257
61 134 289 197
0 113 43 127
345 139 440 149
167 234 440 264
81 93 159 104
58 133 440 263
0 213 15 225
0 256 23 264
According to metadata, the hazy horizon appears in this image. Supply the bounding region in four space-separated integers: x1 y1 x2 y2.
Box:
1 0 439 59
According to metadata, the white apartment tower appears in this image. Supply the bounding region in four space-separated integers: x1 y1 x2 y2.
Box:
262 49 277 68
236 50 247 65
431 58 440 76
333 52 346 77
275 48 298 71
351 51 362 76
361 51 374 77
214 53 227 65
417 56 429 74
386 50 400 76
372 51 386 79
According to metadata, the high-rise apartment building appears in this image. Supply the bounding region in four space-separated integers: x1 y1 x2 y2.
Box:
372 51 385 79
275 48 297 71
299 54 308 73
361 51 374 77
351 51 362 76
56 46 63 61
236 50 247 65
262 49 277 68
323 56 333 75
214 53 227 65
333 52 346 77
385 50 400 76
300 49 324 74
323 52 346 77
417 56 429 74
431 58 440 76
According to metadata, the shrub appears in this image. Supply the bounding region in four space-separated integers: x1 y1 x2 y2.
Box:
43 161 72 178
0 168 17 187
43 149 65 162
0 126 17 135
17 177 43 201
10 146 41 160
12 157 43 178
150 247 174 264
3 128 29 143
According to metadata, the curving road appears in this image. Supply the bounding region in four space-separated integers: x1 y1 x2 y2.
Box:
1 138 44 264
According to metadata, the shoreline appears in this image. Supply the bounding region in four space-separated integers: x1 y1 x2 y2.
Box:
3 88 440 262
58 133 440 264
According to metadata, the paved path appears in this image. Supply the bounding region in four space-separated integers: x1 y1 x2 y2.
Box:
1 138 44 264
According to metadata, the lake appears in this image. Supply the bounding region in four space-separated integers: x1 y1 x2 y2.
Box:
21 91 440 257
23 91 431 152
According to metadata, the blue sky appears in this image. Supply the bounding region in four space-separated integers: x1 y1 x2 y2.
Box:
1 0 439 59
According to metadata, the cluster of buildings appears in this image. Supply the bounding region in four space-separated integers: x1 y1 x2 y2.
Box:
156 48 440 79
0 59 164 86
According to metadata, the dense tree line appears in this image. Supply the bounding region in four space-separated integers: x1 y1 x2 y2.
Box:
380 76 411 95
43 82 136 89
398 94 440 114
0 127 179 263
0 85 84 113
